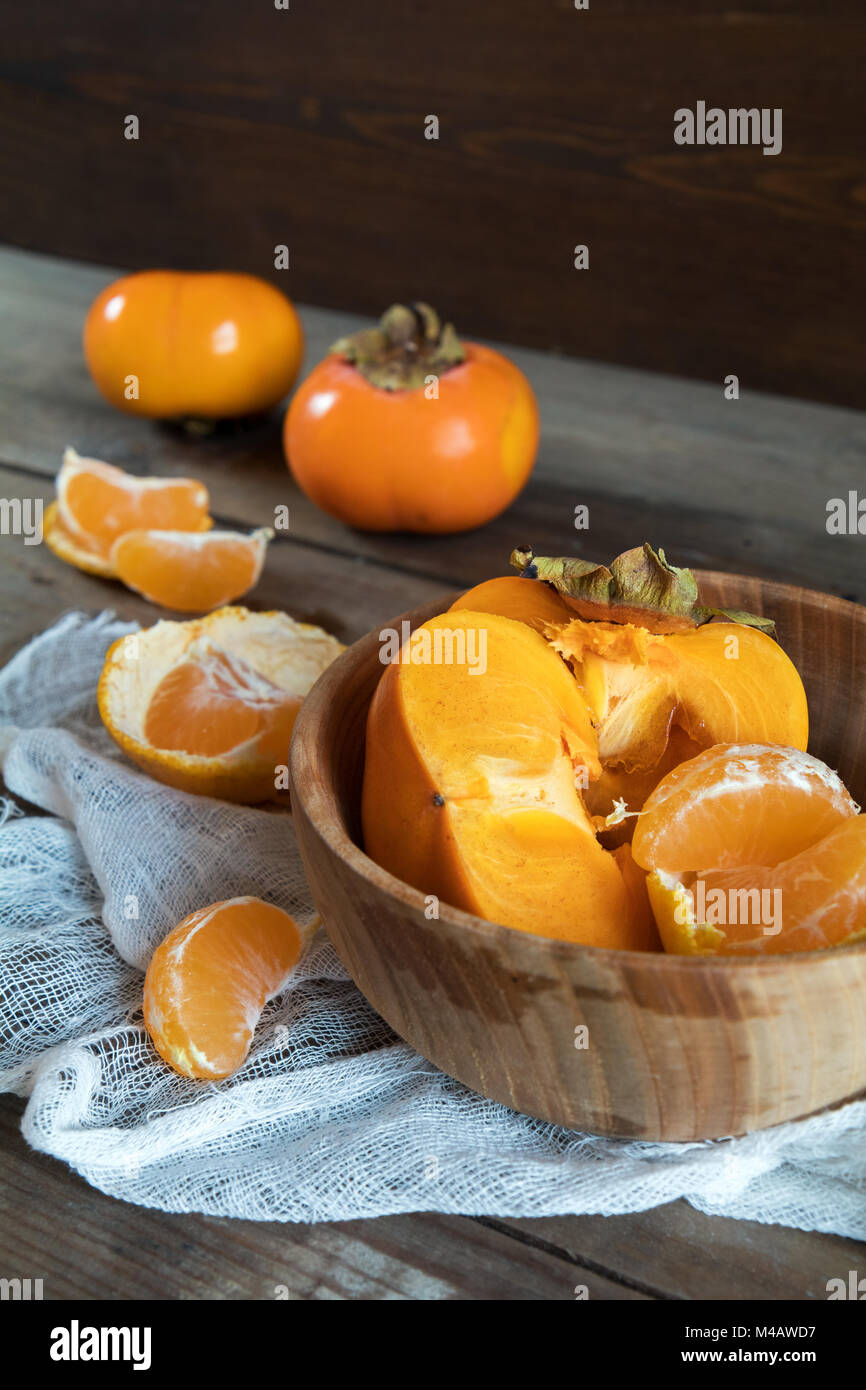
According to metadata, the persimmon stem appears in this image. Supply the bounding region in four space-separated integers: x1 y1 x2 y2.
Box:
331 303 465 391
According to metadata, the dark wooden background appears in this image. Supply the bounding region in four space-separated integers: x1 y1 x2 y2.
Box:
1 0 864 408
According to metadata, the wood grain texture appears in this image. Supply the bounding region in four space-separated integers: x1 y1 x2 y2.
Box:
485 1207 866 1302
0 1097 639 1301
290 580 866 1141
1 248 865 606
0 5 864 406
4 1091 863 1299
3 246 866 1296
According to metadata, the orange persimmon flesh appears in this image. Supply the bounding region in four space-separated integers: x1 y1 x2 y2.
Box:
447 577 810 844
362 610 647 948
611 843 662 951
450 575 572 632
144 897 303 1078
553 619 809 773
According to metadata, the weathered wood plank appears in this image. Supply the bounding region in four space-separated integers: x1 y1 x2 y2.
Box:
489 1207 866 1302
0 464 445 668
0 1096 644 1300
1 248 864 600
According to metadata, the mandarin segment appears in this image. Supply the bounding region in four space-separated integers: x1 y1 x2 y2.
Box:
143 652 292 758
632 743 858 873
57 448 211 559
111 526 271 612
649 817 866 956
43 500 118 578
635 744 865 957
143 897 303 1078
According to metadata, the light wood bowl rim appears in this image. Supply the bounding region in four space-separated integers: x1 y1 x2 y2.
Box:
290 568 866 972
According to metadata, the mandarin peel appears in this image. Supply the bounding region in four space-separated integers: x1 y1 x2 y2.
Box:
98 606 343 803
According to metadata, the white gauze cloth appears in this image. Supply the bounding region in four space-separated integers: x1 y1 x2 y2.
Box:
1 612 865 1235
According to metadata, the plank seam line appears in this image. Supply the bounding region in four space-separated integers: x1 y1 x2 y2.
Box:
248 522 469 592
472 1216 675 1300
0 454 473 593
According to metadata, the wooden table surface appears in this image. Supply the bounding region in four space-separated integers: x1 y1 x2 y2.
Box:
1 244 864 1300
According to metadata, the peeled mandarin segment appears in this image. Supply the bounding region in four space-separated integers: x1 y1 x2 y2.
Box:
256 702 303 761
632 743 858 874
98 606 343 802
143 897 303 1079
56 448 210 558
111 527 270 612
651 817 866 957
449 576 572 632
145 656 266 757
43 499 118 578
144 650 303 761
363 610 638 948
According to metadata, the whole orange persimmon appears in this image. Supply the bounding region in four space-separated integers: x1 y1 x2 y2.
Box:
283 303 538 532
84 271 304 420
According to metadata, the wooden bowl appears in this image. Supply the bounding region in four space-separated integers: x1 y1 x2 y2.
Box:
290 572 866 1141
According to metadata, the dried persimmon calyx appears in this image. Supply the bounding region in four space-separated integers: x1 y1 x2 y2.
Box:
510 542 776 636
330 302 465 391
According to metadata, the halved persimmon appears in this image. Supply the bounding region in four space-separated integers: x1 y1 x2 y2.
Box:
450 576 572 632
553 619 808 774
362 610 654 948
454 548 809 845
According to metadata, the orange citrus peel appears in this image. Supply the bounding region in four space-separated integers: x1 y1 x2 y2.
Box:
98 606 343 802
